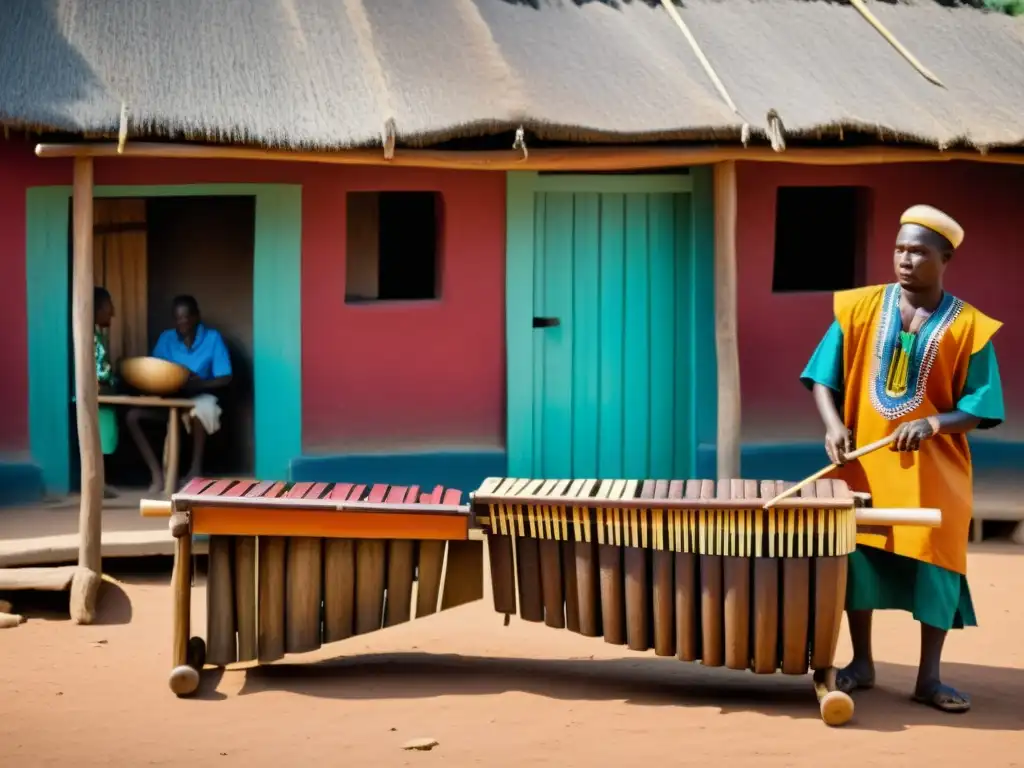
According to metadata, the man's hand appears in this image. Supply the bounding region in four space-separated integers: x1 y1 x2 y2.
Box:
891 418 937 452
825 423 854 465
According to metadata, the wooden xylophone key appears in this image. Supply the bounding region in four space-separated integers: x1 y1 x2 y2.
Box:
513 479 545 623
481 477 517 616
437 487 483 611
414 485 447 619
651 479 674 657
573 478 602 637
224 480 259 664
723 479 755 671
355 485 388 635
700 480 726 667
597 479 626 645
284 482 325 654
256 481 288 662
560 480 586 634
384 486 417 628
675 479 700 662
624 479 651 652
752 480 781 674
322 482 362 643
538 479 567 629
810 479 849 672
203 479 238 667
781 480 811 675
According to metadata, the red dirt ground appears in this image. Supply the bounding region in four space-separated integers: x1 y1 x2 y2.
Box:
1 546 1022 767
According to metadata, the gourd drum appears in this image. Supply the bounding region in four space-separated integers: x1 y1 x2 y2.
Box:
119 356 191 395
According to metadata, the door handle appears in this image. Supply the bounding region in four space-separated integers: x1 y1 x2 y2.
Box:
532 317 560 328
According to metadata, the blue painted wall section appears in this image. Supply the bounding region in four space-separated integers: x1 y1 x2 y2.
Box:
290 451 507 499
0 462 46 506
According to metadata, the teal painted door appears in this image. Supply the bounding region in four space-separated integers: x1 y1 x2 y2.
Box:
514 178 697 480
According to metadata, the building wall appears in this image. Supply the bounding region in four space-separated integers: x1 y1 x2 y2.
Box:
735 160 1024 478
0 139 506 498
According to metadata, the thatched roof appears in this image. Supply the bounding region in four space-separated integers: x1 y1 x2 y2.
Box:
1 0 1022 151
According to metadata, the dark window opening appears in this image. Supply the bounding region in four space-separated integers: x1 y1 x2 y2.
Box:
345 191 440 302
772 186 869 293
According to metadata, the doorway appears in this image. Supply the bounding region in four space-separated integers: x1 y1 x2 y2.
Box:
68 196 257 489
504 172 716 481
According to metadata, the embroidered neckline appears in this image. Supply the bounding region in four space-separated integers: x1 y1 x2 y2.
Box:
869 284 962 420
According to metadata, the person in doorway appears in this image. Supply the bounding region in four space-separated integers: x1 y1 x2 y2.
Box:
799 205 1004 713
125 294 233 493
94 286 119 499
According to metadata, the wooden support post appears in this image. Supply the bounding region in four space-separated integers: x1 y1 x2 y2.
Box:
69 156 103 625
713 161 741 480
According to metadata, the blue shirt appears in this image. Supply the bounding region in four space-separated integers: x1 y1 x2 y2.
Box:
152 323 233 380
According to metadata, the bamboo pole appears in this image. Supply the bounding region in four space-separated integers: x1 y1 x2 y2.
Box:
32 141 1024 171
713 161 741 480
70 155 103 625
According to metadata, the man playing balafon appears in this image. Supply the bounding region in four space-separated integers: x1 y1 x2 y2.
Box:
800 204 1005 713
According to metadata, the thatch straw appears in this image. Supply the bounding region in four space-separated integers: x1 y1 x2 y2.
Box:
0 0 1022 151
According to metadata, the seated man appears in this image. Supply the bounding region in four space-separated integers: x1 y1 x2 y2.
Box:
126 295 232 493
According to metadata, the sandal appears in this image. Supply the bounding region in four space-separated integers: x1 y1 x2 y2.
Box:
912 684 971 713
835 665 876 694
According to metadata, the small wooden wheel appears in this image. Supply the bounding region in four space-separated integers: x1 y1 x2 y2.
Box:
819 690 854 727
169 665 200 697
187 636 206 670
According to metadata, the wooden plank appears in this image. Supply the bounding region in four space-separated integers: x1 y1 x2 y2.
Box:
598 193 626 477
191 508 469 540
700 480 725 667
306 482 329 499
224 480 258 498
542 191 574 478
97 394 196 408
71 155 102 581
285 482 314 498
244 481 276 498
752 480 780 674
673 192 697 477
179 478 216 496
328 482 353 500
648 193 676 479
714 161 740 479
652 479 674 656
203 479 235 497
623 193 650 477
624 480 653 652
505 172 537 477
39 141 1024 173
0 566 78 591
367 484 389 503
532 193 546 476
572 192 600 478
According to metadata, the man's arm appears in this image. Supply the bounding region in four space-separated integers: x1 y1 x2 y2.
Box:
184 332 233 394
801 320 854 463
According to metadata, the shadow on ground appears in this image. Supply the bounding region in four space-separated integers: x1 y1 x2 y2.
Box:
210 650 1024 733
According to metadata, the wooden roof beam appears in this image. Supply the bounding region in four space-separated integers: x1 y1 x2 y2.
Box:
34 141 1024 170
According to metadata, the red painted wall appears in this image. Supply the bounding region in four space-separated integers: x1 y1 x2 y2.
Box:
737 160 1024 444
0 140 506 458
